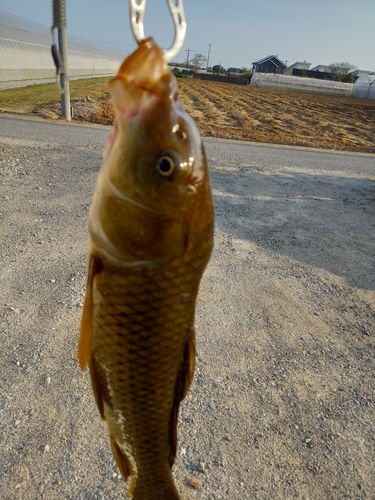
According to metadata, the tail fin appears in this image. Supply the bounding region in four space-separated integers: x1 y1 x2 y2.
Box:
129 470 181 500
110 438 181 500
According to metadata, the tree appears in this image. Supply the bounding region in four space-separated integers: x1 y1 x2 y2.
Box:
343 72 355 83
212 64 226 75
329 62 357 82
190 53 207 71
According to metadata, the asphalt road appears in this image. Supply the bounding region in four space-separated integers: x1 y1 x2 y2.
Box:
1 115 375 170
1 115 374 500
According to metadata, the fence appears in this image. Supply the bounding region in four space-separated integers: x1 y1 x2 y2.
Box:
193 72 249 86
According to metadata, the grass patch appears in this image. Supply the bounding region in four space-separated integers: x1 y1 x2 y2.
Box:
0 77 111 111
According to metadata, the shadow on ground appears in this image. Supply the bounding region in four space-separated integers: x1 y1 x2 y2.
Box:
210 165 375 291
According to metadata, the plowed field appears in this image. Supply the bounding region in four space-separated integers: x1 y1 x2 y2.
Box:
82 80 375 153
2 78 375 152
177 80 375 153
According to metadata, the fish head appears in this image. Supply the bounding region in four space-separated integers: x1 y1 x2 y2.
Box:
90 38 214 263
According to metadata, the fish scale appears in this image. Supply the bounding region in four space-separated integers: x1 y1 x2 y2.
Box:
89 248 210 497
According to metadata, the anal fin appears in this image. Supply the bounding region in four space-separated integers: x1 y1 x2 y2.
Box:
169 331 196 466
109 436 132 482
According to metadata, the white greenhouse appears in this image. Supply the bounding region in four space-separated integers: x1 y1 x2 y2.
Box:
352 75 375 100
0 11 126 89
250 73 354 97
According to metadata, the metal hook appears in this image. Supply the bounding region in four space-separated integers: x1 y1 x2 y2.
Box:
129 0 187 61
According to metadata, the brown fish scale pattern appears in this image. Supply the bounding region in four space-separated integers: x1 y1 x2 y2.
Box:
90 247 211 497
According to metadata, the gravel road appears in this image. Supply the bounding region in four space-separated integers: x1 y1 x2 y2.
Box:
0 115 374 500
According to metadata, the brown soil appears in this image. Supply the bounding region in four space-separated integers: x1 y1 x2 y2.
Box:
35 79 375 153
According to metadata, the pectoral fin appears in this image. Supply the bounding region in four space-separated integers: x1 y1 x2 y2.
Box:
169 332 196 466
78 254 103 370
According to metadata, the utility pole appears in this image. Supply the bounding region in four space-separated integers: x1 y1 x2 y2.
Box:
206 43 211 71
186 47 191 69
52 0 71 120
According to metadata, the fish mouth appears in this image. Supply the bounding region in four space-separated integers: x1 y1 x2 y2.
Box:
108 38 172 119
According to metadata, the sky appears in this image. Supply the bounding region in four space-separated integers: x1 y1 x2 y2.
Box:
1 0 374 71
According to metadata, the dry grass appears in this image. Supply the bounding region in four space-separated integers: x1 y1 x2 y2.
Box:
1 77 375 152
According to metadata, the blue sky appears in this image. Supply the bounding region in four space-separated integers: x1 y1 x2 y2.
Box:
1 0 374 71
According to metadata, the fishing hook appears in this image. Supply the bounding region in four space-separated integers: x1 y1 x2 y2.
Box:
129 0 187 61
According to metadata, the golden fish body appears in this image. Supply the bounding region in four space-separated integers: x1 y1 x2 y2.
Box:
78 39 214 499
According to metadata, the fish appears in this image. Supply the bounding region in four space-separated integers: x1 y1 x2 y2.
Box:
78 38 214 500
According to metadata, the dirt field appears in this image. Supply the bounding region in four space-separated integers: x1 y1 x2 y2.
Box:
26 78 375 154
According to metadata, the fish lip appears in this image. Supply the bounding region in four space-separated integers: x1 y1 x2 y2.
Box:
108 38 173 120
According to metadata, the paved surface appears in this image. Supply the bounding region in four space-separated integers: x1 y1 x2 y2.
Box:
1 116 374 499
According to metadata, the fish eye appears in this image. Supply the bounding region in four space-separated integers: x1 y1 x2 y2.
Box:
155 150 184 180
156 155 175 177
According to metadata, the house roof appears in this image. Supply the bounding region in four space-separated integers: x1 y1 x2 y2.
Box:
311 65 331 72
350 69 373 76
252 55 284 65
285 61 311 70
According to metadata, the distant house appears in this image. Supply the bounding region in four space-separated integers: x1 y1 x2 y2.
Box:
252 55 286 73
283 63 332 80
349 69 374 79
311 66 374 82
283 61 311 75
311 65 331 73
227 67 243 74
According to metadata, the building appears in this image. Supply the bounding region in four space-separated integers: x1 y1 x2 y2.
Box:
227 67 243 74
0 10 125 89
352 74 375 99
349 69 374 79
251 72 353 96
252 55 286 73
283 61 311 75
310 65 331 73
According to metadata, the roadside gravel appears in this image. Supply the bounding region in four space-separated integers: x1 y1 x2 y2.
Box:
0 116 374 499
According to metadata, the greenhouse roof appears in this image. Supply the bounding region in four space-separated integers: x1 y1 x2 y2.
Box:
0 10 124 56
354 74 375 84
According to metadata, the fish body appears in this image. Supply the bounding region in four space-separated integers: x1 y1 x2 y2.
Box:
78 39 214 499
